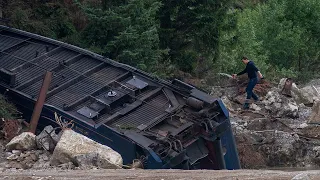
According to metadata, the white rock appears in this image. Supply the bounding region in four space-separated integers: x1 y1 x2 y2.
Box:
250 103 262 111
274 103 282 109
265 105 271 110
299 123 308 129
6 154 19 160
264 88 299 118
312 146 320 151
287 102 299 112
5 152 13 157
50 130 123 169
20 152 30 158
12 150 22 156
230 122 238 126
243 122 248 127
278 78 287 89
6 132 36 151
235 126 243 132
291 173 310 180
299 86 318 105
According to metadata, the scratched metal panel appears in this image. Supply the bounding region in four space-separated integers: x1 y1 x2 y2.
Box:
49 49 78 62
46 66 125 108
107 93 169 128
5 42 49 62
16 58 57 87
0 53 26 70
68 56 101 73
15 49 78 86
0 34 24 51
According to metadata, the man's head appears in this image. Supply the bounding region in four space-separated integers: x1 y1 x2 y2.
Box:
241 56 249 64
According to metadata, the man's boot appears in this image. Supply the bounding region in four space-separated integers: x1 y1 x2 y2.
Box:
243 99 250 109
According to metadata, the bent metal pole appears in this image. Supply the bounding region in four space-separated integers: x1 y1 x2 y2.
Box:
29 71 52 134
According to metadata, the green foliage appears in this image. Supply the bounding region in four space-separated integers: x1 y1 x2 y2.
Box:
158 0 233 76
77 0 167 73
6 1 77 39
60 32 85 47
0 95 19 120
35 2 77 39
5 0 320 83
10 8 30 29
218 0 320 82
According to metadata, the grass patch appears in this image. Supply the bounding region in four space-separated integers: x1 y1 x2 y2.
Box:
0 95 19 120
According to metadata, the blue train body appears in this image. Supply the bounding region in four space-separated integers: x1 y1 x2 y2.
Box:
0 25 240 170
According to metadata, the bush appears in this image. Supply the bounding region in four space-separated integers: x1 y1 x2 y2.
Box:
0 95 19 120
217 0 320 82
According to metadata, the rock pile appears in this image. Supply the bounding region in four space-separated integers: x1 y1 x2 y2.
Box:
216 77 320 169
0 125 123 170
3 149 51 170
263 88 299 118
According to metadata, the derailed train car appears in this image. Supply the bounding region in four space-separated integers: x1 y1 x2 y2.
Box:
0 25 240 169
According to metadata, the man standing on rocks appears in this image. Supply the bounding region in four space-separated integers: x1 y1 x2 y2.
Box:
232 56 264 109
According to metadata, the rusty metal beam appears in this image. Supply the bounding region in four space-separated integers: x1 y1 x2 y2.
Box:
29 71 52 134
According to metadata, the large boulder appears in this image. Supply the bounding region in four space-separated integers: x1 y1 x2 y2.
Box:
263 88 299 118
73 152 121 169
299 86 319 105
279 78 300 93
308 100 320 124
259 130 301 167
278 78 320 105
50 130 122 169
6 132 36 151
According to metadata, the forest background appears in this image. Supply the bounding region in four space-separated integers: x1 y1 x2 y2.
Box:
1 0 320 84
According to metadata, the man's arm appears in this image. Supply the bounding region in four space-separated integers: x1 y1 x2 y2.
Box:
232 68 246 79
252 63 264 78
237 69 247 76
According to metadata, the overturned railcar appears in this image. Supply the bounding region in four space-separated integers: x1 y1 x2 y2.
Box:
0 25 240 170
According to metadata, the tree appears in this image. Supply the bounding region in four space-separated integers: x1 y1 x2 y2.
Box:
158 0 233 75
4 0 77 39
218 0 320 82
78 0 166 72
